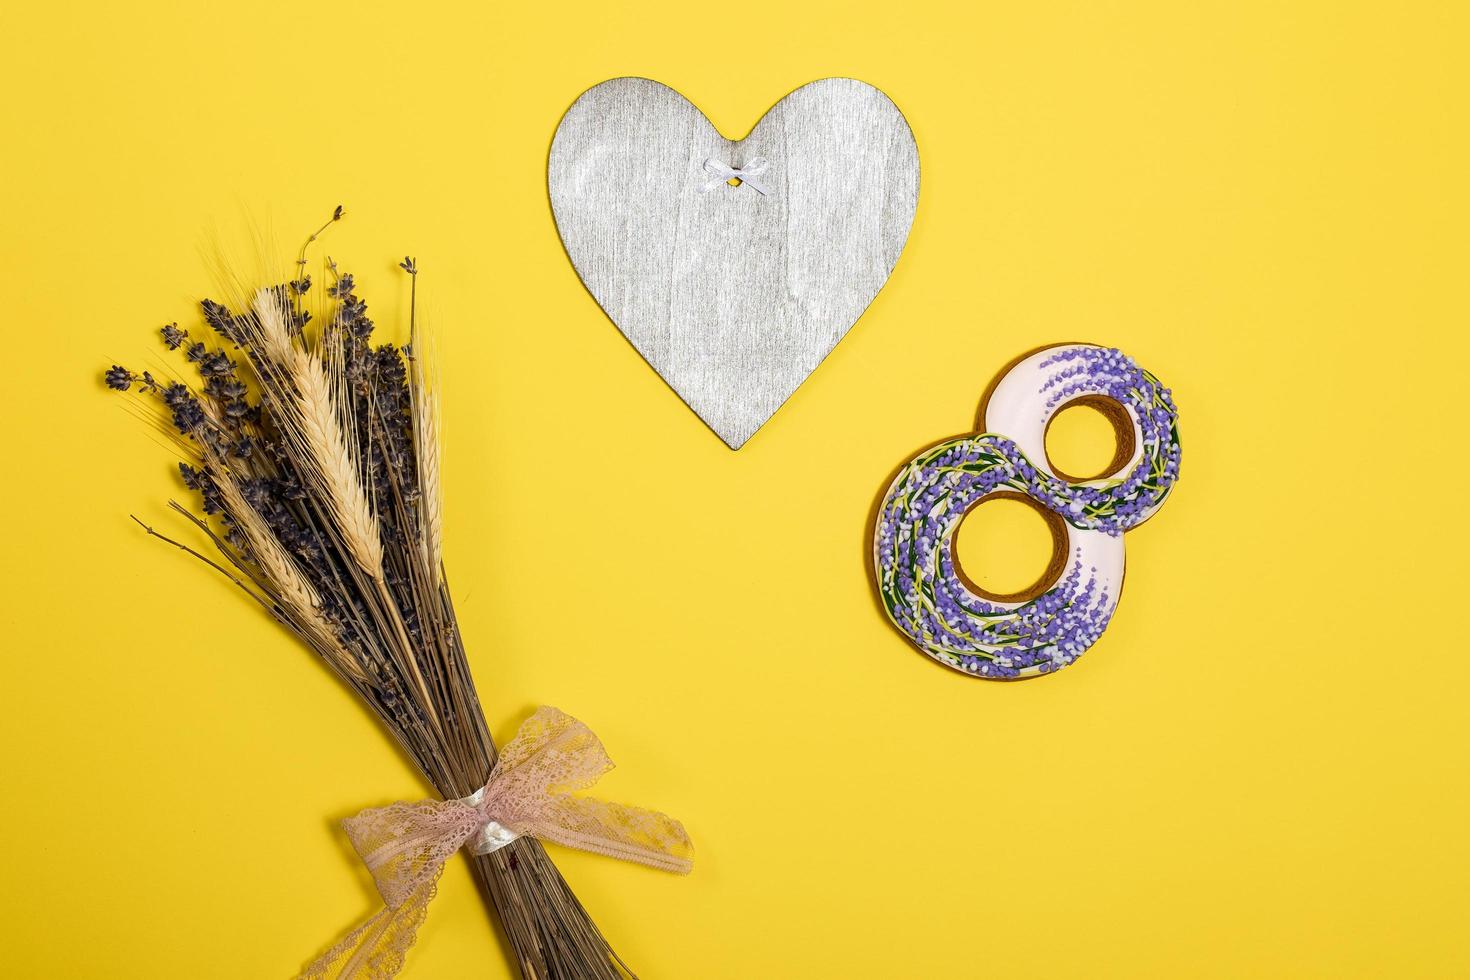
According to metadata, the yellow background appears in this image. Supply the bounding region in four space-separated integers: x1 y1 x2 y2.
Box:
2 1 1466 976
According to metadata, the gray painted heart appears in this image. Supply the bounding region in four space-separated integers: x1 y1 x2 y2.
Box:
548 77 919 449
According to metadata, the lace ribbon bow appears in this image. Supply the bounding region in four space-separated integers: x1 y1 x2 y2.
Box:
303 706 693 979
700 156 771 195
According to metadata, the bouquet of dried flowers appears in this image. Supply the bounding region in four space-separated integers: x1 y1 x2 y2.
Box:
104 209 690 979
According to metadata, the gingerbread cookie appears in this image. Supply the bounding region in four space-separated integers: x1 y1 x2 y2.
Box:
873 345 1181 679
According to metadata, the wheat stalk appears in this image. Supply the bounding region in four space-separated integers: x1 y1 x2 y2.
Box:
294 348 385 577
410 320 443 581
252 288 385 578
212 466 364 682
413 384 443 581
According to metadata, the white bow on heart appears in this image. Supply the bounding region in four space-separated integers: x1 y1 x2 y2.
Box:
699 157 771 196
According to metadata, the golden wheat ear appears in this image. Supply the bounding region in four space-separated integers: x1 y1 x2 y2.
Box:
409 309 443 583
251 287 384 579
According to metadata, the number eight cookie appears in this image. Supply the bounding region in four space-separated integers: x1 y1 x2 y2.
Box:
873 344 1181 679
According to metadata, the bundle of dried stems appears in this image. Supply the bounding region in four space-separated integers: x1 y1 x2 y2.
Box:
105 210 630 979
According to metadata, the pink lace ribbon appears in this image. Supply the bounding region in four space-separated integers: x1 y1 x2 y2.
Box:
302 706 693 979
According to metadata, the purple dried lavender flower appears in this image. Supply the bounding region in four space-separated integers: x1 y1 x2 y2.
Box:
104 365 134 390
160 322 187 349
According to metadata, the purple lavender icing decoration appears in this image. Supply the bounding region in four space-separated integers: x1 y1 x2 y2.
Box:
873 345 1181 680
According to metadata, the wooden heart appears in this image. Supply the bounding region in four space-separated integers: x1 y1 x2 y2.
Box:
549 77 919 449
